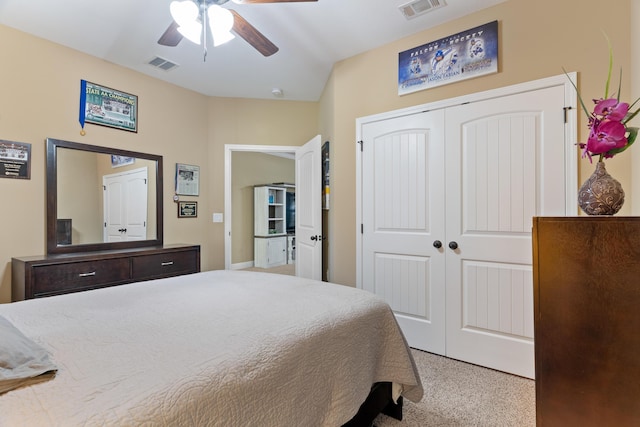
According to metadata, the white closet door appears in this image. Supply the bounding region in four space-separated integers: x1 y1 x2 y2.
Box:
123 169 148 240
444 85 567 379
361 111 446 355
358 76 574 378
104 178 125 242
103 167 148 242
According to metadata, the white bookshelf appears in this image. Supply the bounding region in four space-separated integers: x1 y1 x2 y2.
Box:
254 185 287 236
254 185 288 268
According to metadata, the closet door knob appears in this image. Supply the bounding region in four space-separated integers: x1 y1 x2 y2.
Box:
433 240 442 249
448 241 459 250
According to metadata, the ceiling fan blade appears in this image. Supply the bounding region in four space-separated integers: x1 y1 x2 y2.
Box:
158 21 183 47
230 10 279 57
232 0 317 4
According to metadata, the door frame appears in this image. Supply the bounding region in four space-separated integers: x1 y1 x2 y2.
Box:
224 144 296 271
355 73 578 289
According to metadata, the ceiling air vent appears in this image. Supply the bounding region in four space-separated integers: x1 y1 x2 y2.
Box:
147 56 179 71
399 0 446 20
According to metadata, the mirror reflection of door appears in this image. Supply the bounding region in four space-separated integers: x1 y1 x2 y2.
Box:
103 167 148 242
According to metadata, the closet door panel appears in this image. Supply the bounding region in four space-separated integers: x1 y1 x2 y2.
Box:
361 111 446 355
444 85 567 379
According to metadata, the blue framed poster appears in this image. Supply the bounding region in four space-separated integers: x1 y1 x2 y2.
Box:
79 80 138 132
398 20 499 96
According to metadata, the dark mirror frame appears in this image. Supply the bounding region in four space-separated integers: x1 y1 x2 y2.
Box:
46 138 163 254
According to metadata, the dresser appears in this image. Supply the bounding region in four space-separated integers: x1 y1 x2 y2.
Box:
532 217 640 426
11 244 200 301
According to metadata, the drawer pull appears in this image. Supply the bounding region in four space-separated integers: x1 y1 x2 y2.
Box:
161 261 174 266
78 272 96 277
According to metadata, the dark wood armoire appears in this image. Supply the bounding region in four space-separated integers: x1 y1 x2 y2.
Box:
532 217 640 426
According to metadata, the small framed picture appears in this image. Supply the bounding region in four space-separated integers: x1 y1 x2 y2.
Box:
0 140 31 179
111 155 135 168
178 201 198 218
175 163 200 196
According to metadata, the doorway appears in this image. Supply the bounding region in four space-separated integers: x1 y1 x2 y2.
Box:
224 145 295 272
224 136 323 279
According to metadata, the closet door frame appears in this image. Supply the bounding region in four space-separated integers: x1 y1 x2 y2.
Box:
356 73 579 378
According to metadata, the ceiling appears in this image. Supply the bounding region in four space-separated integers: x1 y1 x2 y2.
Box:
0 0 507 101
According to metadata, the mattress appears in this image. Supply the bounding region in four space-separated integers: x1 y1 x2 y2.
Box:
0 270 423 426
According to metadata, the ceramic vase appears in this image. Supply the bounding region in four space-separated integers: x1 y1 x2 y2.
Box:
577 161 624 215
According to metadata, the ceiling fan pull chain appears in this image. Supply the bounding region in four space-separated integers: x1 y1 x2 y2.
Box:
202 0 208 61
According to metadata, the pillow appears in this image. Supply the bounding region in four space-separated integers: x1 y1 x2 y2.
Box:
0 315 57 394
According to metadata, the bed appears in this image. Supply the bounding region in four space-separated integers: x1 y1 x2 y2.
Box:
0 270 423 426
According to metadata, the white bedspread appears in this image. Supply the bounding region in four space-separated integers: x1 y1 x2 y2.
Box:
0 270 422 427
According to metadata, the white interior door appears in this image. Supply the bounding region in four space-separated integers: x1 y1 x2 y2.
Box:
104 167 148 242
361 112 446 355
444 85 568 379
295 135 322 280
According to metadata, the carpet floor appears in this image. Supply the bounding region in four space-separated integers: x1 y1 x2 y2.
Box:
374 349 535 427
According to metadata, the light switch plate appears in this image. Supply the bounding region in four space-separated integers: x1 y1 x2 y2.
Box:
212 213 224 223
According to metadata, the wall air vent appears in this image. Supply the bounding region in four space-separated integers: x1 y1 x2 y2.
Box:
147 56 179 71
398 0 446 20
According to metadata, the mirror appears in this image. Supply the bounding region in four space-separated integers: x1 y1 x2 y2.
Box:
46 138 163 254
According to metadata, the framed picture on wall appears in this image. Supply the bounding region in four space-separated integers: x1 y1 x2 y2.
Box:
0 140 31 179
111 155 135 168
178 201 198 218
398 20 499 95
175 163 200 196
79 80 138 132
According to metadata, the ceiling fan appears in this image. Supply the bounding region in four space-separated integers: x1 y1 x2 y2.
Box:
158 0 318 58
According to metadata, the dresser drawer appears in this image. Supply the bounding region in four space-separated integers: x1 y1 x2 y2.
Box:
32 258 131 296
131 250 199 281
12 245 200 301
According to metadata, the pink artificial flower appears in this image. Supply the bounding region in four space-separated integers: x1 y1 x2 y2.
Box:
593 98 629 121
584 119 628 157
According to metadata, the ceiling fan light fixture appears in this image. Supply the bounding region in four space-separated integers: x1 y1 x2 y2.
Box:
170 0 202 44
159 0 285 57
212 31 235 47
208 5 235 47
170 0 199 27
178 21 203 44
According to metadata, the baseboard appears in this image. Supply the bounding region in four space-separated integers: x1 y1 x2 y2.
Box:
231 261 254 270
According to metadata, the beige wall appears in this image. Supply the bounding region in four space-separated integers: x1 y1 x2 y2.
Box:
0 25 318 303
0 24 210 303
320 0 633 287
204 97 318 272
0 0 634 302
57 149 102 244
231 152 294 265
